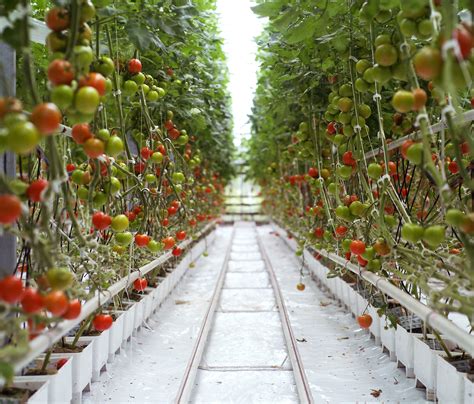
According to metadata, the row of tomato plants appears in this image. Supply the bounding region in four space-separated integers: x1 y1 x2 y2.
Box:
0 0 233 385
248 0 473 335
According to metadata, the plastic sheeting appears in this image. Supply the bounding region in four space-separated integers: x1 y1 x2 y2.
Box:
83 227 233 403
191 223 297 402
257 225 427 403
84 223 428 403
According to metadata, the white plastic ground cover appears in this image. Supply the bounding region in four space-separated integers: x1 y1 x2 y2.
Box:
82 227 232 403
257 225 427 403
191 223 299 402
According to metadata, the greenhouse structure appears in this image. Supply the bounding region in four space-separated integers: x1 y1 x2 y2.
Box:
0 0 473 403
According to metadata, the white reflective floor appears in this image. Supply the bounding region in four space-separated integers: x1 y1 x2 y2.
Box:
83 223 426 403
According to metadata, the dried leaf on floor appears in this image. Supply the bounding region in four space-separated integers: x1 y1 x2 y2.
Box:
370 389 382 398
175 300 191 305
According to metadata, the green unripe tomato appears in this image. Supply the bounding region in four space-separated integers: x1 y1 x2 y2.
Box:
172 172 185 184
77 186 89 200
368 162 383 179
446 209 466 227
105 136 124 157
111 214 129 232
422 225 445 248
115 231 133 246
97 128 111 142
151 152 164 164
75 86 100 114
401 222 424 243
51 85 74 109
406 143 424 165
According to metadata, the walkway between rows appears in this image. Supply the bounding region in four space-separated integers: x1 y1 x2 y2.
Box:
84 222 425 403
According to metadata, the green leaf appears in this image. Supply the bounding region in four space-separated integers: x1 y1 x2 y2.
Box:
251 1 282 18
0 361 14 385
125 19 166 52
284 15 317 44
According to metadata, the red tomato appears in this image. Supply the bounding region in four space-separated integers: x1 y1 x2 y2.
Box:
79 72 107 96
327 122 336 134
93 314 113 331
0 194 22 224
56 358 68 370
168 128 180 140
172 247 182 257
335 225 348 237
314 227 324 238
357 314 373 329
162 236 175 250
62 299 81 320
135 233 151 247
453 26 473 59
162 218 169 227
176 230 186 241
43 290 69 316
92 211 112 231
448 160 459 174
128 58 142 74
133 278 148 291
0 276 24 304
387 161 397 175
140 147 153 160
66 163 76 172
71 123 93 144
83 138 105 158
350 240 366 256
308 167 318 178
134 162 145 174
48 59 74 86
357 255 368 267
189 218 196 227
167 206 178 216
400 139 415 160
45 7 70 31
342 151 356 166
21 288 44 313
164 120 174 131
26 179 49 202
166 67 174 77
31 103 62 135
157 144 167 155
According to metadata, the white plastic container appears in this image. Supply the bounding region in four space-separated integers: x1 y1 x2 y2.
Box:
61 337 94 404
9 378 50 404
436 355 465 403
142 288 155 321
367 305 381 346
81 330 110 382
414 336 444 401
348 287 359 317
395 327 417 378
122 301 136 344
380 314 396 361
22 354 73 403
108 310 125 363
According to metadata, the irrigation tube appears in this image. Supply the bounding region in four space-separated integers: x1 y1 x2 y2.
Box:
271 222 474 356
12 221 217 374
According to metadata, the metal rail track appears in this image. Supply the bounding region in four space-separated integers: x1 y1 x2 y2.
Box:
174 227 236 403
174 224 314 403
256 231 314 404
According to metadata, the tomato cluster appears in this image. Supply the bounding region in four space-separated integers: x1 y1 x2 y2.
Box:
250 0 474 318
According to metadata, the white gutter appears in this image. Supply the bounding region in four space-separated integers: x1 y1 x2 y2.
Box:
12 221 217 373
272 222 474 356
